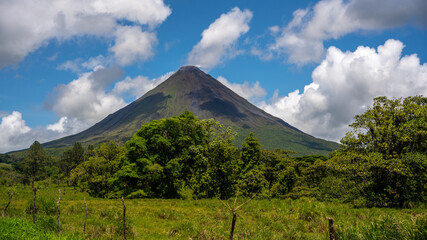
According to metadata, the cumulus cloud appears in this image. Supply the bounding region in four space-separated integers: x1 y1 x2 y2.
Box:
58 60 82 73
187 7 253 69
47 66 174 129
0 111 31 152
46 66 126 124
0 0 171 68
46 117 89 135
111 26 158 66
260 39 427 141
113 71 174 98
58 55 112 73
266 0 427 64
0 112 90 153
217 76 267 101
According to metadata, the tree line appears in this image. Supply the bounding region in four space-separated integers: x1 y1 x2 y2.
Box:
1 96 426 207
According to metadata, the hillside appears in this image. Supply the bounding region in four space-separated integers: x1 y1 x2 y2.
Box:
42 66 339 155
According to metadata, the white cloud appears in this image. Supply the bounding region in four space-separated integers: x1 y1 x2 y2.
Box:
110 26 157 66
0 112 89 153
46 117 89 135
1 67 174 152
81 55 110 70
47 66 174 128
113 71 174 99
260 39 427 141
46 117 68 133
0 111 31 136
58 55 112 73
0 0 171 68
217 76 267 101
187 7 253 69
267 0 427 64
0 112 31 152
46 67 126 124
268 25 280 34
58 60 82 73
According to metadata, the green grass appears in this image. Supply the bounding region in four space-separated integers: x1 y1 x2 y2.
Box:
1 184 425 239
0 217 82 240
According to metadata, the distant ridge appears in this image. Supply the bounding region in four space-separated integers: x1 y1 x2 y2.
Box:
43 66 339 155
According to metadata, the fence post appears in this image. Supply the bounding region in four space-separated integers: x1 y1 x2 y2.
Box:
1 191 14 217
84 197 87 239
229 210 237 240
121 197 126 240
32 185 37 223
328 218 336 240
57 189 62 233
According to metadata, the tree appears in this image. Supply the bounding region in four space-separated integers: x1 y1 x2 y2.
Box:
332 96 427 207
23 141 46 186
59 142 85 183
240 132 261 172
73 112 240 199
69 141 124 197
341 96 427 158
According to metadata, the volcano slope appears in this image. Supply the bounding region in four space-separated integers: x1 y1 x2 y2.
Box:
43 66 339 155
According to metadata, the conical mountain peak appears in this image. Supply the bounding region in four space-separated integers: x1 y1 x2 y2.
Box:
43 66 339 155
177 65 202 72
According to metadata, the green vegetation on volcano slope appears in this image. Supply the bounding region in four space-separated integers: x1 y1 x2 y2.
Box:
40 66 339 155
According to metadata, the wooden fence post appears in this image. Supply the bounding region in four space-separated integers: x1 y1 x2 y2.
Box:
219 192 255 240
328 218 336 240
1 191 14 217
229 210 237 240
57 189 62 233
32 185 37 223
84 197 87 239
121 197 126 240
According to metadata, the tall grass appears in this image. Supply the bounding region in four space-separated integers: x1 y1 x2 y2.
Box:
0 217 82 240
1 184 425 239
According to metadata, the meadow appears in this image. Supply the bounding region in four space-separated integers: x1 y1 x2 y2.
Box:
0 183 425 240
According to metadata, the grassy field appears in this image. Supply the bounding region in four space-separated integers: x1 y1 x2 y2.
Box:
0 183 425 239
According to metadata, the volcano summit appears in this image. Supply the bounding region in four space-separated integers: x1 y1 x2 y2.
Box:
43 66 339 155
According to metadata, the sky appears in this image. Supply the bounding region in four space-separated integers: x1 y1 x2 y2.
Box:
0 0 426 153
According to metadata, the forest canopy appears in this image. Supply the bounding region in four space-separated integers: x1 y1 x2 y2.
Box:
2 96 426 208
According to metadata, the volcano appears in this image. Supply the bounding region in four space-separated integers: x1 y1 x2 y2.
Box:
43 66 339 155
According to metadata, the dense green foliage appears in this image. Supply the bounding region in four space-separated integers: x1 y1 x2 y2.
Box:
22 141 48 186
341 96 426 157
59 143 85 180
1 96 426 208
325 96 427 207
67 112 307 200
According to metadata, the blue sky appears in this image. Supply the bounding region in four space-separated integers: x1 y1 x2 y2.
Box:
1 0 426 152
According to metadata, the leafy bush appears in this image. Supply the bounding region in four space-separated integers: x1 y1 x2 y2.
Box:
127 189 148 199
316 176 361 203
